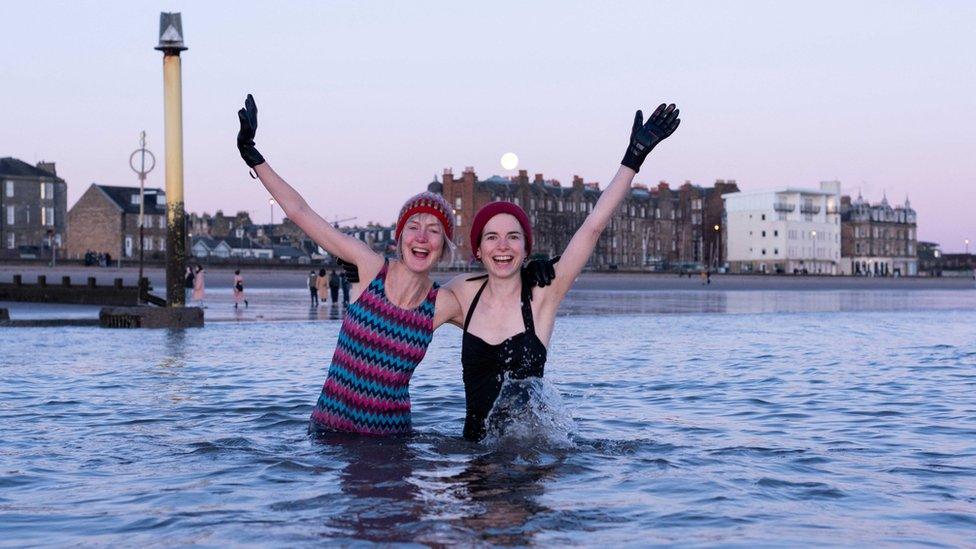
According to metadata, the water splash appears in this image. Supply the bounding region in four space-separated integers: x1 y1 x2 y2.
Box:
482 376 576 450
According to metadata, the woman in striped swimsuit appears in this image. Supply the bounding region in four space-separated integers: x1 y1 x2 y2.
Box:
237 94 463 435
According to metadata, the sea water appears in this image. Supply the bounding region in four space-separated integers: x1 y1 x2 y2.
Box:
1 290 975 546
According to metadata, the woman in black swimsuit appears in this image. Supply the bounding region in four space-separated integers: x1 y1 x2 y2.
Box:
443 102 681 441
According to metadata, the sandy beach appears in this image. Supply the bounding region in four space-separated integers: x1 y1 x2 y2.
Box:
1 263 972 291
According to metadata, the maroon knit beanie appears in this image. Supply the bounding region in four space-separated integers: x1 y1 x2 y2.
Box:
470 201 533 258
395 192 455 242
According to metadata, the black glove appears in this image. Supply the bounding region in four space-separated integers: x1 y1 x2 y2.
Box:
522 255 560 293
336 257 359 284
237 94 266 168
620 103 680 173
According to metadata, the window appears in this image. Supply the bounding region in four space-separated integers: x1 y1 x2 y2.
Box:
159 238 166 252
558 201 564 212
42 207 55 226
131 194 141 205
761 230 766 237
159 215 166 229
5 206 13 225
455 213 462 227
4 180 12 197
530 198 536 209
143 237 153 251
143 216 153 229
774 248 779 255
454 197 462 209
773 230 778 237
41 182 54 200
761 214 766 220
762 249 767 255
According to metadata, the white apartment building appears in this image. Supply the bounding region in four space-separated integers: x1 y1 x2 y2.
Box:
723 181 842 274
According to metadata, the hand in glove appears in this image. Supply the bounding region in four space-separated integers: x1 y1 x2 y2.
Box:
237 94 266 168
336 257 359 284
521 255 560 296
620 103 680 173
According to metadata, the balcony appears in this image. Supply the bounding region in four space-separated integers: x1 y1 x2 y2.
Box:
800 204 821 214
773 202 795 212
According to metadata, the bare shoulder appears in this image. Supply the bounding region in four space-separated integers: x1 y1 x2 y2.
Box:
357 254 388 284
447 273 488 304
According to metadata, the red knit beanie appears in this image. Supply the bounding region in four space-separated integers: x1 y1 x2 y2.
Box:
470 201 533 258
395 192 455 242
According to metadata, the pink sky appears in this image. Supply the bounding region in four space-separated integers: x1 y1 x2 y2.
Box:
3 1 974 251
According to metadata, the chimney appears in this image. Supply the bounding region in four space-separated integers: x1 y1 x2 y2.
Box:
36 161 57 176
442 168 454 185
657 181 670 191
534 173 544 184
572 175 584 190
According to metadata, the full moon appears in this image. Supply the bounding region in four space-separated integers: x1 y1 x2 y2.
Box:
500 152 519 170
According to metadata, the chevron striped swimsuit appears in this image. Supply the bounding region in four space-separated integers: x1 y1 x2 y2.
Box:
309 261 439 435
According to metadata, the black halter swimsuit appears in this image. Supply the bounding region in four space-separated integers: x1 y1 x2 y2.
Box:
461 280 548 441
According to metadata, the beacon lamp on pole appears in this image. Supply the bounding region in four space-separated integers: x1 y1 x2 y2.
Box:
155 13 188 306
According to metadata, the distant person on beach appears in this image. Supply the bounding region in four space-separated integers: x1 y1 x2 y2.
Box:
192 264 206 308
184 266 195 303
233 269 248 309
315 268 329 305
307 270 319 306
440 102 681 441
340 271 350 305
328 270 340 304
237 93 554 436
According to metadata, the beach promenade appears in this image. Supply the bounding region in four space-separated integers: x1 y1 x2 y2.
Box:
1 264 972 292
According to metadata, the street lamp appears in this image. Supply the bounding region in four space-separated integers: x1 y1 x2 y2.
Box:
269 198 276 225
966 238 970 255
713 224 721 269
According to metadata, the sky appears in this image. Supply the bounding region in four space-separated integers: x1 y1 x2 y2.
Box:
2 1 974 251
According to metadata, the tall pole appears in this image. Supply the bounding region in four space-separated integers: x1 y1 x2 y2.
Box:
130 131 156 300
156 13 188 306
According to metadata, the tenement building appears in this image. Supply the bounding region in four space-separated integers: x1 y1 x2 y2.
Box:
724 181 842 274
0 157 68 258
430 167 738 269
66 184 168 261
840 193 917 276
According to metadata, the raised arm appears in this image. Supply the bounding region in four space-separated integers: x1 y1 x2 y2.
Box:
237 94 383 272
544 103 681 303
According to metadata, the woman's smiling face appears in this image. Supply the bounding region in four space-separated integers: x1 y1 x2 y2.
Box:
399 213 445 273
478 213 526 278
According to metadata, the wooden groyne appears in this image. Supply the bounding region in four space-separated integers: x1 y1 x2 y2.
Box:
0 274 141 306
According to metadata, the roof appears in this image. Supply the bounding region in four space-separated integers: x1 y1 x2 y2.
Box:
96 185 167 215
191 236 222 249
223 236 268 250
272 245 308 257
0 157 65 181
